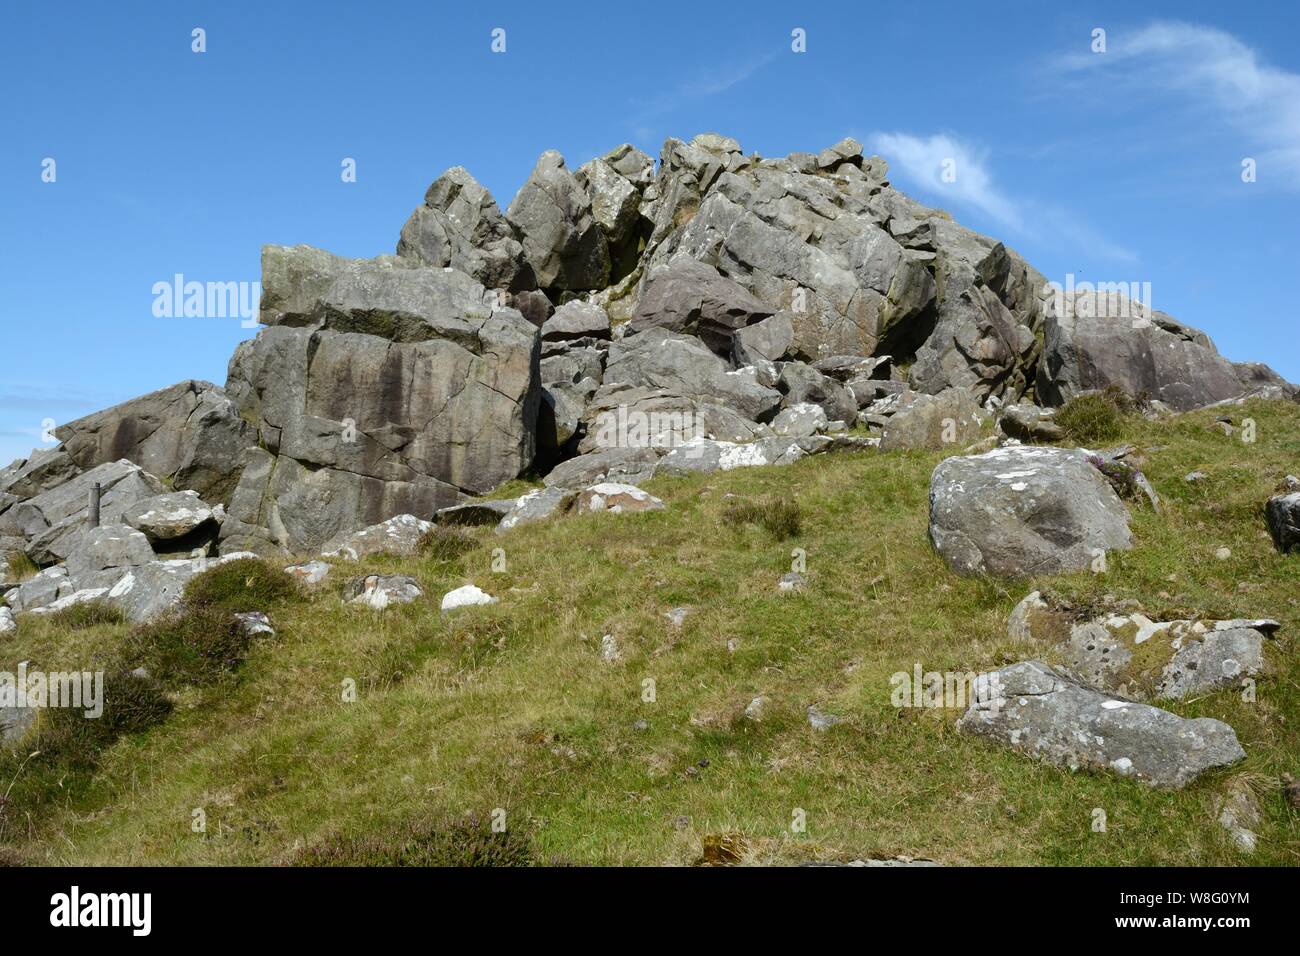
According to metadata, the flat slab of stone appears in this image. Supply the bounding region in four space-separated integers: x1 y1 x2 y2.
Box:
956 660 1245 788
434 499 518 526
321 513 433 561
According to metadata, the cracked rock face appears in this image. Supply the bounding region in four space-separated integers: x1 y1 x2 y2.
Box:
219 245 541 554
53 380 253 502
929 445 1133 577
956 660 1246 788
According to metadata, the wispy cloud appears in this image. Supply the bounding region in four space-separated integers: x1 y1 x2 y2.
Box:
868 130 1139 265
626 51 777 144
1056 20 1300 186
870 132 1024 230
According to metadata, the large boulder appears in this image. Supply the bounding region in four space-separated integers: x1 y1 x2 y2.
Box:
122 490 218 542
0 447 82 501
957 660 1245 788
321 513 432 561
506 151 610 292
396 166 533 292
53 380 253 502
1265 492 1300 553
221 246 541 554
928 445 1133 576
1036 290 1249 411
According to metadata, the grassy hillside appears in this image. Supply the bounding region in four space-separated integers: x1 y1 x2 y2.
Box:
2 399 1298 866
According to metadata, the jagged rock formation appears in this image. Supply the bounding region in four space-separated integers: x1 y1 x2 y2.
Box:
0 132 1292 574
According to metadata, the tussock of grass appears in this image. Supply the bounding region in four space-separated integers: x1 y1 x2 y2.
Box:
5 552 39 582
1055 386 1136 445
292 815 536 867
182 557 300 613
722 496 803 539
126 606 258 688
417 526 478 562
44 600 127 630
1 399 1298 866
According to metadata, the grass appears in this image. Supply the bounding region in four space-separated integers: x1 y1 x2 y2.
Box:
0 399 1297 865
1054 386 1135 445
5 552 39 583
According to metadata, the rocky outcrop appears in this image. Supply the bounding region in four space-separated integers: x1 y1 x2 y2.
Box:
928 446 1133 576
507 151 610 292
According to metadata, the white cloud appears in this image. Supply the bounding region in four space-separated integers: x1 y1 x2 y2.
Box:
1058 21 1300 184
870 132 1024 230
868 130 1138 264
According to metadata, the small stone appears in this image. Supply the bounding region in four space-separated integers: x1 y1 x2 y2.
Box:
284 560 330 587
807 705 842 731
440 584 497 612
778 572 806 594
1215 547 1232 560
233 611 274 637
1184 471 1208 483
632 719 649 732
663 607 690 628
600 633 620 662
743 696 768 722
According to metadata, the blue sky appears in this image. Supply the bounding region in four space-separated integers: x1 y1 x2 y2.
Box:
2 0 1297 464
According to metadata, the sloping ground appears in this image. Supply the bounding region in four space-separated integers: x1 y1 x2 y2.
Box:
2 400 1297 866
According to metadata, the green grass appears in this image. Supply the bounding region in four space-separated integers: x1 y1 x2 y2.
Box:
1055 386 1135 445
1 399 1297 865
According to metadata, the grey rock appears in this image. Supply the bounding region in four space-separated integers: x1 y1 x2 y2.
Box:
957 660 1245 788
770 403 828 438
1038 291 1248 411
506 150 610 292
776 362 857 425
343 573 424 609
929 445 1133 577
998 404 1065 443
54 380 253 502
1265 492 1300 553
778 571 806 594
283 560 331 587
603 328 781 423
66 525 156 576
396 166 533 291
0 606 16 634
0 447 82 501
321 513 433 561
542 446 663 490
233 610 275 637
541 300 610 341
731 312 794 365
629 257 774 356
122 490 217 541
880 387 985 452
573 482 665 515
496 486 575 531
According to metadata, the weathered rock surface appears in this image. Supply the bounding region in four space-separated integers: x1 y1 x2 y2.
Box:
880 387 985 452
344 573 423 609
321 513 432 561
396 166 533 291
929 446 1133 576
440 583 497 611
629 257 774 356
122 490 218 542
65 525 156 576
53 381 252 502
957 661 1245 788
507 151 609 292
220 244 541 553
1037 291 1256 411
1264 492 1300 553
574 482 665 515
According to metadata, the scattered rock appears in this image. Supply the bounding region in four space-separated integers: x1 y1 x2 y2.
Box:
233 611 275 638
807 705 842 731
1216 781 1261 854
778 571 806 594
344 574 424 610
321 513 433 561
0 606 16 634
65 524 156 576
1264 492 1300 553
574 482 665 515
283 560 331 587
663 607 690 628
